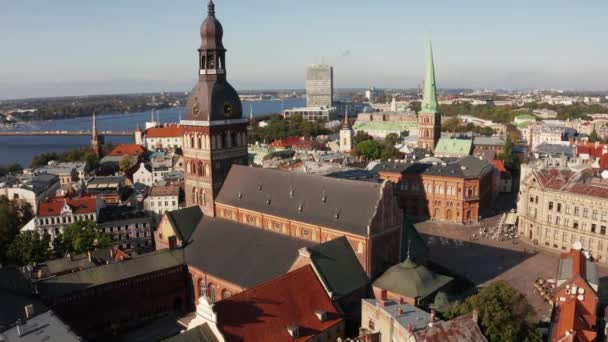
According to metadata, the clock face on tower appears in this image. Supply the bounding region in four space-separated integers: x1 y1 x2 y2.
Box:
223 102 232 117
192 97 200 118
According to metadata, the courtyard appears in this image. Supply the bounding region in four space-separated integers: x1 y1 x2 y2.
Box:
416 218 608 319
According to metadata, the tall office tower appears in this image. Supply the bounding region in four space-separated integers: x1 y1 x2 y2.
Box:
306 64 333 108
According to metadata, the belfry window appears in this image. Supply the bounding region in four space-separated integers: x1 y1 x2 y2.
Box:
207 54 215 69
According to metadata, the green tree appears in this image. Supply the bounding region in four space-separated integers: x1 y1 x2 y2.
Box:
0 196 34 264
589 128 600 143
384 133 400 147
7 231 51 265
357 140 384 160
353 130 372 144
61 220 112 254
445 281 542 342
497 136 519 171
119 157 132 173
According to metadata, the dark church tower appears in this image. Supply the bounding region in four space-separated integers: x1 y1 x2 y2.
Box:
182 1 248 216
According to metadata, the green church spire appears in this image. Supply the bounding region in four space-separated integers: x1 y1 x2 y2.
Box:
420 42 439 113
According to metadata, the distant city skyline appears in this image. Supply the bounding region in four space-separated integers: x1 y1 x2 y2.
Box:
1 0 607 99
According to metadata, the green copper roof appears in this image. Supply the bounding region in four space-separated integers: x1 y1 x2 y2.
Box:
373 257 453 301
420 42 439 113
434 138 473 156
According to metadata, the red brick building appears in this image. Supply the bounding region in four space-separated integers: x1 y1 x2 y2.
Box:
37 249 189 340
378 156 497 224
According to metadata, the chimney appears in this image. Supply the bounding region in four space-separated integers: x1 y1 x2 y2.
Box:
287 325 299 338
67 253 72 261
24 304 34 320
408 323 414 332
428 309 436 327
88 251 92 263
110 248 114 259
16 319 23 337
315 310 327 322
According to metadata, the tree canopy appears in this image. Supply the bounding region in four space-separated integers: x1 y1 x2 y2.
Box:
249 114 328 143
0 196 33 264
53 220 113 256
445 280 542 342
7 231 51 265
496 135 519 171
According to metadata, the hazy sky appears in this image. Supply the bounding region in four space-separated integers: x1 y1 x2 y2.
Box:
1 0 607 99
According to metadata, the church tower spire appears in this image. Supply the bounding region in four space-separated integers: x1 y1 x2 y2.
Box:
421 43 439 113
417 42 441 152
182 1 249 216
90 112 103 156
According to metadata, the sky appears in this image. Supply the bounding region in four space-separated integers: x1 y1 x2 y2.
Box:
1 0 607 99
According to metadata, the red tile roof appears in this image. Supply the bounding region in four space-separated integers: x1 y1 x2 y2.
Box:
599 154 608 169
145 125 185 138
214 265 343 342
270 136 302 148
551 297 597 342
551 249 598 342
575 143 607 159
412 313 488 342
38 196 97 217
108 144 146 157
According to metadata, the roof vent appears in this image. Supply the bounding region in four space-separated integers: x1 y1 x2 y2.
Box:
315 310 327 322
287 325 299 338
321 190 327 203
237 192 242 199
461 166 467 170
257 183 263 191
334 209 341 220
298 202 304 212
266 198 272 206
289 187 295 198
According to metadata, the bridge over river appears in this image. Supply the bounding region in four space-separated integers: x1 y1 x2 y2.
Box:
0 130 132 136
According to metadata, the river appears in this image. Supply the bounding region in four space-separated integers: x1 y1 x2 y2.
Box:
0 98 304 167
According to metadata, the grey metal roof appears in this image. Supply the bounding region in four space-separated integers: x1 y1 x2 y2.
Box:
0 268 47 329
304 236 369 299
557 258 572 281
363 299 432 331
216 165 383 236
473 136 505 146
586 260 599 288
185 216 315 288
1 310 81 342
378 156 493 179
534 143 575 157
166 206 204 243
38 249 185 299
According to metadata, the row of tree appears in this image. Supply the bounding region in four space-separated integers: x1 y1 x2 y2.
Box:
7 220 113 265
2 94 184 121
351 131 401 161
441 117 496 135
0 163 22 177
249 114 329 143
30 143 116 169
